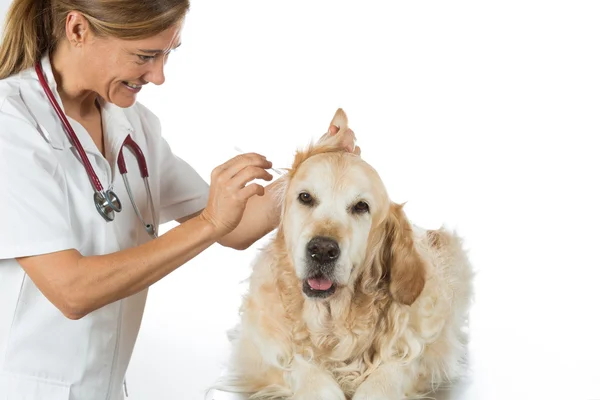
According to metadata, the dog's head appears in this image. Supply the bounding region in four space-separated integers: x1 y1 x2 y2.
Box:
278 109 426 305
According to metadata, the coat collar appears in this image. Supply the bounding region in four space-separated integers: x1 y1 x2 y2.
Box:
20 53 135 154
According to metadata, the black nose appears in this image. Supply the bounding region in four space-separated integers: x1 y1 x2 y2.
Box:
306 236 340 264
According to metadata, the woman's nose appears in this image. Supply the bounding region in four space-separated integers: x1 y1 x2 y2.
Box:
144 59 166 85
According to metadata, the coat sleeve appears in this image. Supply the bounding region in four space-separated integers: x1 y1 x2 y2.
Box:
0 113 77 259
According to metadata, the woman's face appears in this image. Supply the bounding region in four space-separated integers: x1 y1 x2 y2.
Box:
80 21 183 108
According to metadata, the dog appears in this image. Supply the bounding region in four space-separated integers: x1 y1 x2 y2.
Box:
214 109 474 399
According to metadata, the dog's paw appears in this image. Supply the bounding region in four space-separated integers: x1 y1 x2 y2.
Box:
292 379 345 400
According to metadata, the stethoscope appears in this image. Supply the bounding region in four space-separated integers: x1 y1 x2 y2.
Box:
35 62 158 238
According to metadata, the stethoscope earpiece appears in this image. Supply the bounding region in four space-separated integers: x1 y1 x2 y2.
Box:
145 224 156 237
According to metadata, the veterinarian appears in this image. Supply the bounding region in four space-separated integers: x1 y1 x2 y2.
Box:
0 0 357 399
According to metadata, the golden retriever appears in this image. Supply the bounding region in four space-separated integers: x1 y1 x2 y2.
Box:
215 109 474 399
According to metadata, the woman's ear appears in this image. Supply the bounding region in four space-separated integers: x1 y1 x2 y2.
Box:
381 203 427 305
64 11 92 46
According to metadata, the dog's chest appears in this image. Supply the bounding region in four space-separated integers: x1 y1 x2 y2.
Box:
304 308 375 363
303 322 376 393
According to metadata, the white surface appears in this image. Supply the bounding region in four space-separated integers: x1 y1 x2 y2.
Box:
1 1 600 399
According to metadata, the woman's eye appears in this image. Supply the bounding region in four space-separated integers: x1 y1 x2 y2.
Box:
298 192 314 205
137 54 155 62
352 201 370 214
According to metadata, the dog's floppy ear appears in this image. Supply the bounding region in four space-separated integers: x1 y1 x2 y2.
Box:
381 202 427 305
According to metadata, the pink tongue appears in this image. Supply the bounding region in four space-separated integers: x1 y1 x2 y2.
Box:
308 278 333 291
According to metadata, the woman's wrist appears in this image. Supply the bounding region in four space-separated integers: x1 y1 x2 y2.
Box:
192 209 233 239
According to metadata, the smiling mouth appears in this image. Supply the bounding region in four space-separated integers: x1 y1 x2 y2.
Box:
302 274 336 298
123 81 142 91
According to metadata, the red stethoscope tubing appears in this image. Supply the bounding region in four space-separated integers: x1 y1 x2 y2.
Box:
35 63 150 182
35 62 107 192
34 62 157 236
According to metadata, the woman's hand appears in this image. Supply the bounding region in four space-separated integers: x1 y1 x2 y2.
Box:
199 153 274 236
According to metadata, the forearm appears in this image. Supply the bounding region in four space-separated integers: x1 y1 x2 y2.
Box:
78 216 218 312
22 215 220 319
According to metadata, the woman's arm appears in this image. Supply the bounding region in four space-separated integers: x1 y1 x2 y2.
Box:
17 214 219 320
16 153 272 320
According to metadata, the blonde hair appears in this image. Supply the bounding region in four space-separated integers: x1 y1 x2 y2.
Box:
0 0 190 79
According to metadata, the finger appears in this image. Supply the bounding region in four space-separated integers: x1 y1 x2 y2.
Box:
231 166 273 188
219 152 267 171
328 124 340 135
238 183 266 201
221 154 272 179
353 145 362 156
340 129 356 152
343 128 356 142
229 159 273 181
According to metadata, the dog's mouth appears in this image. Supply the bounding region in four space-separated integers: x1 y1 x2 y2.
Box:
302 274 336 298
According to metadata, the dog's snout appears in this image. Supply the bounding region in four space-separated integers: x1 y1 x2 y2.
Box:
307 236 340 264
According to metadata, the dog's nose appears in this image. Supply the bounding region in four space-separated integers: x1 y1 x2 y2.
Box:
307 236 340 264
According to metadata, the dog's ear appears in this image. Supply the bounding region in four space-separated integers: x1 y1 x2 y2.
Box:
328 108 349 134
315 108 359 154
381 202 427 305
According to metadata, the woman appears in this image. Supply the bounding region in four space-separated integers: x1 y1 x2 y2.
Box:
0 0 356 399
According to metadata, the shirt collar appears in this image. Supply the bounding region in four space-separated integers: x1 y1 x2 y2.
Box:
98 97 135 170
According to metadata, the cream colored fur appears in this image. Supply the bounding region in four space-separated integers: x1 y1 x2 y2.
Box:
214 109 474 399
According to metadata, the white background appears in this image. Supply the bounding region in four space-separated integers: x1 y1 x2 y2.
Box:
2 1 600 399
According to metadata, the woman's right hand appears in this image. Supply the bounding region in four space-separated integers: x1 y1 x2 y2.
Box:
199 152 274 236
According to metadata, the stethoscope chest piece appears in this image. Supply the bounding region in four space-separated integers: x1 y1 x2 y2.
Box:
94 189 122 222
35 61 157 238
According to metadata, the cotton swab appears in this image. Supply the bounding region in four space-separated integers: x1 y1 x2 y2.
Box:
233 146 285 176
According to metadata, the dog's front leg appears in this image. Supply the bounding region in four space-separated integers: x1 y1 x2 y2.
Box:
352 361 415 400
286 355 345 400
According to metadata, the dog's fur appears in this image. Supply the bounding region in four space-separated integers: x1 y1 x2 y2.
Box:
215 109 474 399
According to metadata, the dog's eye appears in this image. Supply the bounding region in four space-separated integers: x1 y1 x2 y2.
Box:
298 192 314 205
352 201 370 214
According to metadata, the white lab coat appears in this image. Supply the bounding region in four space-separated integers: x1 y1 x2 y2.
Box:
0 54 210 399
